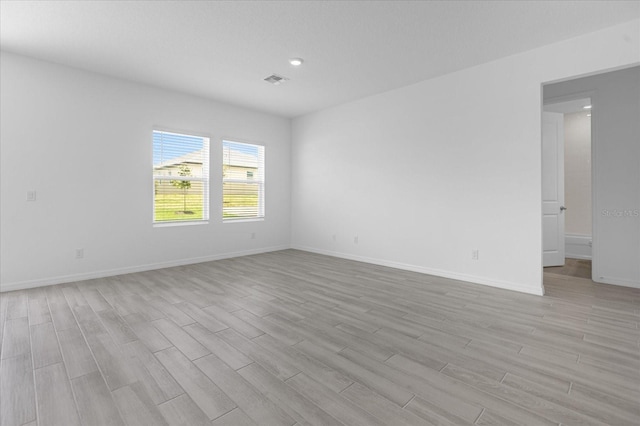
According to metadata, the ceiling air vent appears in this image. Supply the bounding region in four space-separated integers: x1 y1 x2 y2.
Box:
264 74 288 85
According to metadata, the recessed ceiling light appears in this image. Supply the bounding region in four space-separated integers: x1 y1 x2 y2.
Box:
583 105 592 109
587 113 592 117
289 58 304 66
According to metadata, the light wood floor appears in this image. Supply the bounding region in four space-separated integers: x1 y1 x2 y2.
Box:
544 258 592 280
1 249 638 426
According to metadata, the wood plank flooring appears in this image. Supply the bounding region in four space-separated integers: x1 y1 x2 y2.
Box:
1 249 638 425
544 259 592 280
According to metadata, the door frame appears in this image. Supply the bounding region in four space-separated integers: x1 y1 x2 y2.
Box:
541 90 597 285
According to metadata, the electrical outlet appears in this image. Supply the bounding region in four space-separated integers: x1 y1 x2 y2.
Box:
332 234 336 242
354 236 359 244
26 190 36 201
75 248 84 259
472 249 479 260
250 232 256 239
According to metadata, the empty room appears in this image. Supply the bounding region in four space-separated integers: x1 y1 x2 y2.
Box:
1 1 639 425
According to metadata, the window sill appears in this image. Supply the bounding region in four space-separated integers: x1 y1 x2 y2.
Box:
153 220 209 228
222 217 264 224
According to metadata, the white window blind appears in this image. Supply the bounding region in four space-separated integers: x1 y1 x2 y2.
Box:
222 140 265 221
153 130 209 223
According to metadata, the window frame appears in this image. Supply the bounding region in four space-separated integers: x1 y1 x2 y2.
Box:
152 129 210 226
222 139 265 222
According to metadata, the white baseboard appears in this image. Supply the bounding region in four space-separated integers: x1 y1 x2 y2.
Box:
291 245 544 296
0 245 290 292
593 275 640 289
564 235 639 288
565 234 592 260
3 243 549 296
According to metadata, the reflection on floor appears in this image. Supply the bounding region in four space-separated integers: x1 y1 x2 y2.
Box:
544 258 592 280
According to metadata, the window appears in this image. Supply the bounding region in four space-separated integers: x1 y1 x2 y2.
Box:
222 140 265 221
153 130 209 223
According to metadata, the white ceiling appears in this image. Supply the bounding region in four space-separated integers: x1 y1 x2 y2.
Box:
1 1 638 118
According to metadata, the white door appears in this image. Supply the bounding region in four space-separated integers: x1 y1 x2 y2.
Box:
542 111 565 267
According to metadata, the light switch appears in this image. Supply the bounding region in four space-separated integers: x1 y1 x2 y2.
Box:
27 190 36 201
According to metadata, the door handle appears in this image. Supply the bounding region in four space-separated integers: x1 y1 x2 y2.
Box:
560 206 567 212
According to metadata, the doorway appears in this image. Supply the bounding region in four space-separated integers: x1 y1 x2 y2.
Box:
541 65 640 290
542 97 593 279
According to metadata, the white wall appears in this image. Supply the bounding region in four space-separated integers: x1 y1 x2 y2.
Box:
563 111 593 260
291 20 640 295
565 235 592 260
564 111 592 236
545 66 640 288
0 52 291 291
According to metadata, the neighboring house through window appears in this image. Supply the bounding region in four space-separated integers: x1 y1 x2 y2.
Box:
222 140 265 220
153 130 210 224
